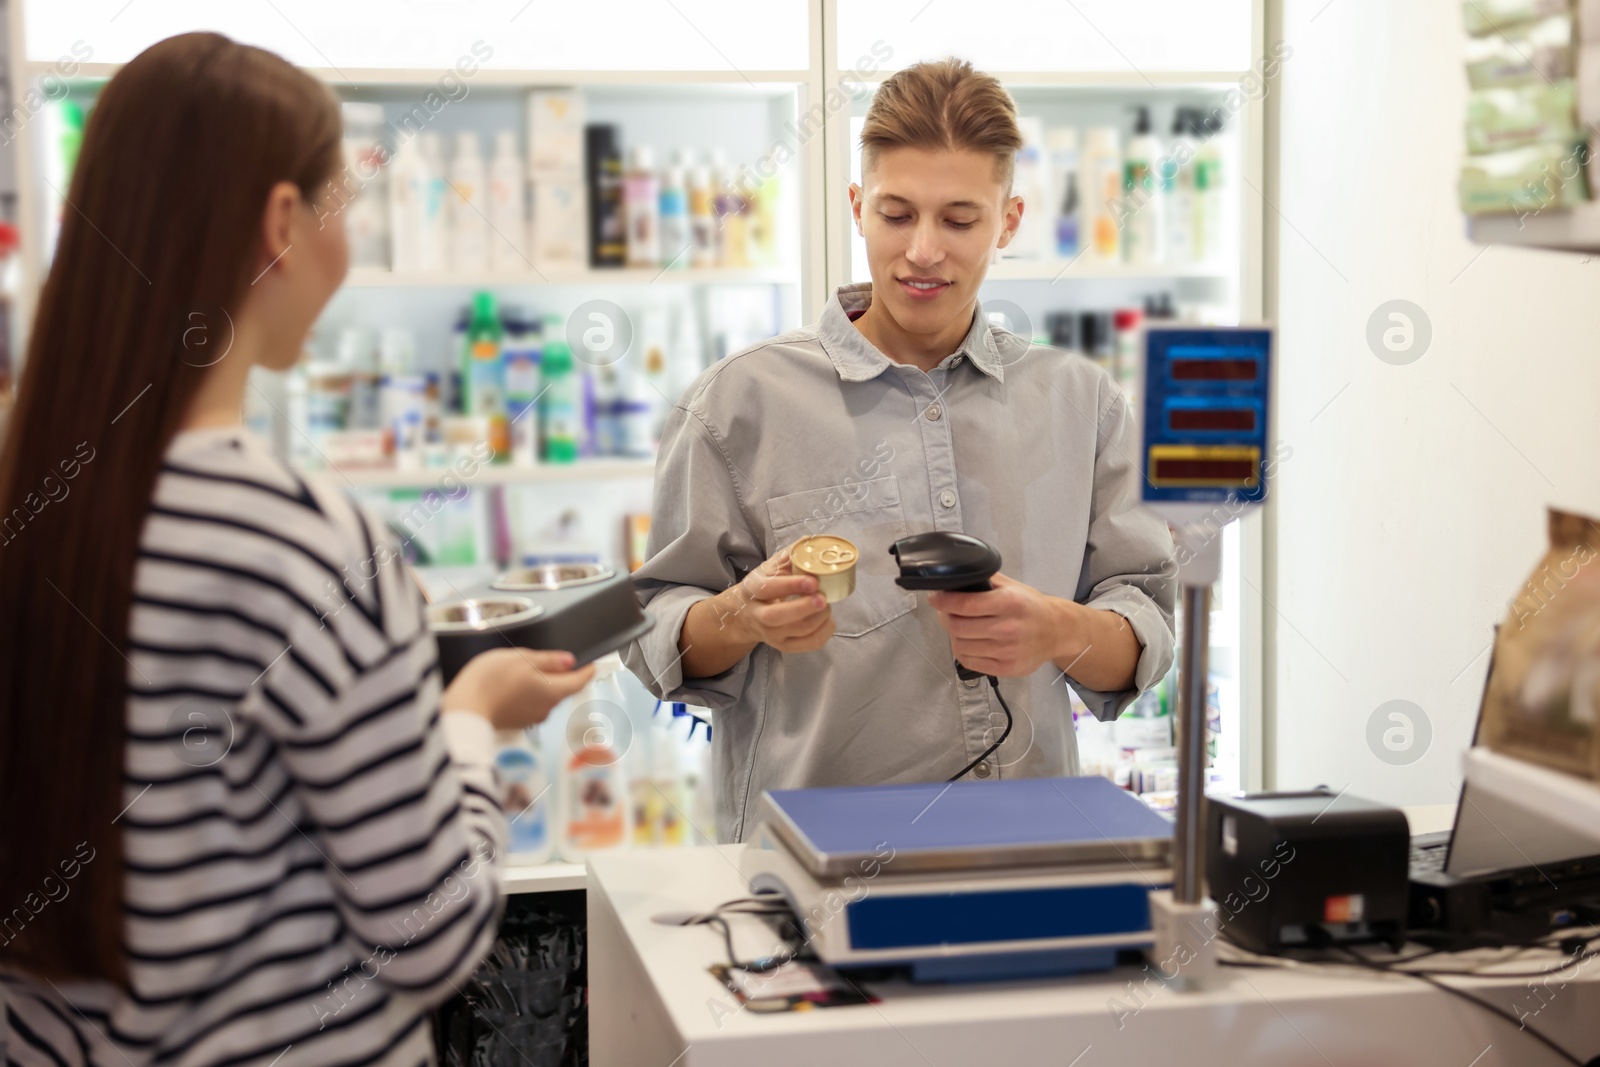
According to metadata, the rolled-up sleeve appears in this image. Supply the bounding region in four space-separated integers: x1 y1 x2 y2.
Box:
1069 390 1178 721
623 401 765 708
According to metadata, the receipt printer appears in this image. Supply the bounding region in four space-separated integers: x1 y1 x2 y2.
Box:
1205 790 1410 953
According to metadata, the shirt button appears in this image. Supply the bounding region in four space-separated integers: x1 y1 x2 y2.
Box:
939 489 956 508
962 676 980 689
974 761 992 779
926 404 943 421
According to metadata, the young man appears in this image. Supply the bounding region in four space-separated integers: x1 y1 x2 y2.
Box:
623 58 1176 843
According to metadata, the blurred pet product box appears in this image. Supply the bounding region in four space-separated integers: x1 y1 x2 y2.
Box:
527 89 584 175
532 178 586 268
1480 506 1600 780
527 89 587 268
1458 1 1593 215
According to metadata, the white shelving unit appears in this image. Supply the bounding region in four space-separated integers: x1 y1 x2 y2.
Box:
344 266 800 289
983 258 1233 282
1466 203 1600 255
329 457 656 490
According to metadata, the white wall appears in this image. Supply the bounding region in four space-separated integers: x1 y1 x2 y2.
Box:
1271 0 1600 804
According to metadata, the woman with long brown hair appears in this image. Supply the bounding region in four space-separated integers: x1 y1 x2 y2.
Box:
0 33 593 1066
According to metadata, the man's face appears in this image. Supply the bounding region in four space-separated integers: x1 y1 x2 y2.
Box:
850 145 1022 342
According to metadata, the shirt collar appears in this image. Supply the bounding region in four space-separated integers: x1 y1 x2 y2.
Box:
817 282 1008 384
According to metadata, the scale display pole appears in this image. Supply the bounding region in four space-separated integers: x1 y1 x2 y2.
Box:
1136 325 1275 987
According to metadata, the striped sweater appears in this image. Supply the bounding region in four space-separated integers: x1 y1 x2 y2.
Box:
2 426 506 1067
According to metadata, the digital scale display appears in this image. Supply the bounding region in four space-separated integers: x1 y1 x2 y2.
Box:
1141 328 1273 505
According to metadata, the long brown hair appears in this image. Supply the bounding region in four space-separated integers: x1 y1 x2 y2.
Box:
0 33 341 984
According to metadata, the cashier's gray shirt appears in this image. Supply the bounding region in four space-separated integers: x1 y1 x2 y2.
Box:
623 283 1176 842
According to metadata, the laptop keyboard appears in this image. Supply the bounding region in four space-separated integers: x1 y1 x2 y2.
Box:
1409 831 1452 876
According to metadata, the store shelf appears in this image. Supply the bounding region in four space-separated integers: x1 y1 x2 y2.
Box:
38 61 812 90
331 457 657 490
1466 203 1600 255
985 258 1231 282
839 69 1255 88
343 266 799 289
501 862 586 895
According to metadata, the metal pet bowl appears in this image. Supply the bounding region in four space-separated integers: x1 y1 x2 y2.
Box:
492 562 615 591
426 597 546 684
471 565 655 668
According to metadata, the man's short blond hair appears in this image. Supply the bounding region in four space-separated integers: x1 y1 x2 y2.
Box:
859 57 1023 192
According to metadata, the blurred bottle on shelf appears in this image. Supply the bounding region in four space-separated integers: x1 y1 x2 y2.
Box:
0 223 16 400
389 133 447 273
1165 109 1199 264
449 132 489 272
1083 126 1123 262
657 166 690 270
540 316 582 463
1192 110 1226 264
750 171 780 266
1122 106 1164 265
552 660 631 862
379 328 425 469
624 146 660 268
1112 307 1144 405
687 165 717 268
1079 310 1114 373
41 99 85 258
586 124 626 268
462 291 509 461
1003 117 1048 259
1048 128 1080 259
488 130 528 271
496 728 555 865
709 149 748 268
624 513 651 572
341 104 391 271
503 310 542 467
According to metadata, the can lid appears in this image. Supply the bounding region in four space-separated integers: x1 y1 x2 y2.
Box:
789 535 859 575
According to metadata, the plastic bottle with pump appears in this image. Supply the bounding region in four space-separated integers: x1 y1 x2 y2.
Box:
449 132 489 272
1164 109 1198 264
1192 110 1225 263
495 728 554 864
1122 106 1164 265
488 130 527 272
554 657 632 862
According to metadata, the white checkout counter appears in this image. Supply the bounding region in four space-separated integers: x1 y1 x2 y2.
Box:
585 806 1600 1067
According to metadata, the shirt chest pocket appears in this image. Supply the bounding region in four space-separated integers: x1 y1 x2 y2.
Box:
765 475 917 638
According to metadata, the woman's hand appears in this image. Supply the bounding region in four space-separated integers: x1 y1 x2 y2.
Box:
442 648 596 731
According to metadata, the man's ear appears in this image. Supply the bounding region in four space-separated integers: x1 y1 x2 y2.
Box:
994 193 1024 250
848 182 865 236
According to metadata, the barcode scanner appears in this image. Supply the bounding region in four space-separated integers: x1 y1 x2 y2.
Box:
890 532 1013 781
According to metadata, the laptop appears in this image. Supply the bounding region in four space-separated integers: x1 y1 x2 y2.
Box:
1408 646 1600 944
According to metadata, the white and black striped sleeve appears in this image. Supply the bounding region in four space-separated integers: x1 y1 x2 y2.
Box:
240 486 507 1005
